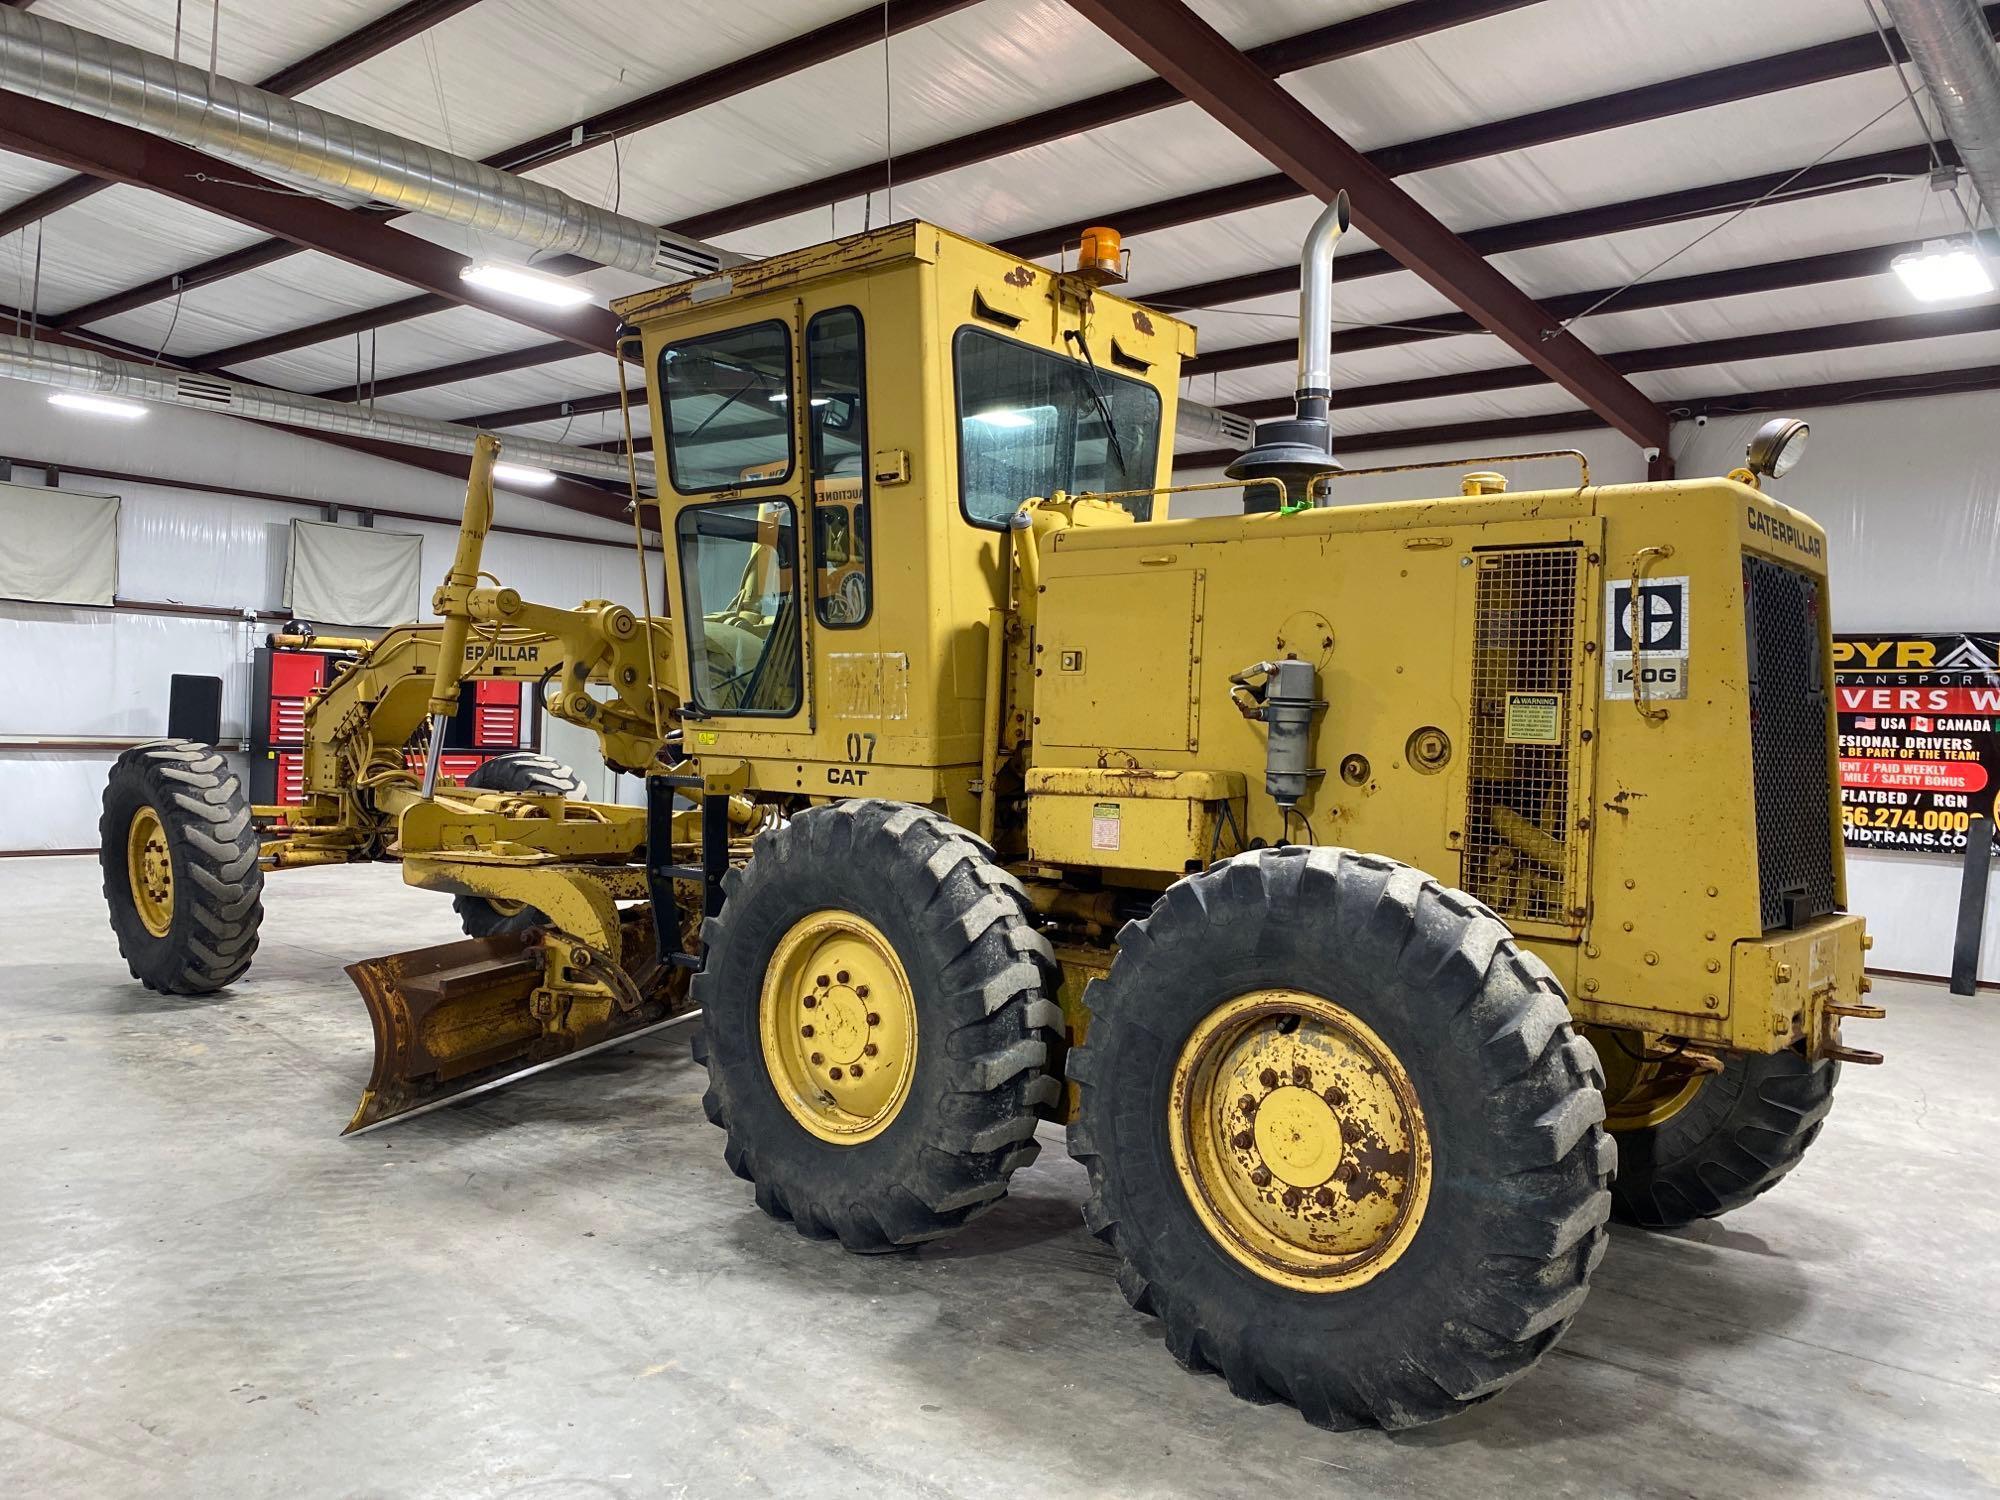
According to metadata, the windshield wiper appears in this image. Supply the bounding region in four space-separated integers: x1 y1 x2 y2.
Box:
1063 329 1131 481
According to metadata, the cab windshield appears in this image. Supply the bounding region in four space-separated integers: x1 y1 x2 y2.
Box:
953 327 1162 527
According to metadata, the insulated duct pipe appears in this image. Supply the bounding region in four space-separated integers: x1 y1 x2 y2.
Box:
0 333 651 488
1879 0 2000 234
0 8 730 280
1176 398 1256 451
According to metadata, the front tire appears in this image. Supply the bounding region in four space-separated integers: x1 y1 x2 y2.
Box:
1069 847 1613 1430
693 800 1061 1250
1608 1047 1837 1229
100 739 263 993
450 752 586 938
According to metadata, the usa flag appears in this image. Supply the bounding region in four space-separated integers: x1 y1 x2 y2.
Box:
1852 716 1877 730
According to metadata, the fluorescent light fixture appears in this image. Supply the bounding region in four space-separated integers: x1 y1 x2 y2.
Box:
460 261 594 308
969 408 1034 428
1891 239 1995 302
767 392 830 405
492 461 556 488
48 391 147 420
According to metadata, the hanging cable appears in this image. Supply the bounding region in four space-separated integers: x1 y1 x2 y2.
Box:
881 1 895 221
615 339 665 746
1544 97 1904 338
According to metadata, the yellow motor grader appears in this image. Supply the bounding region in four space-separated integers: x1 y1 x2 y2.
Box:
100 204 1879 1430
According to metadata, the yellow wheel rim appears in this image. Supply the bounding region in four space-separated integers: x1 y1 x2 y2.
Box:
758 911 918 1144
1170 990 1431 1293
1595 1031 1707 1132
126 804 175 938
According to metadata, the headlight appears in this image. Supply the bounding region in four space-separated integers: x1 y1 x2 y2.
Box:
1746 417 1809 480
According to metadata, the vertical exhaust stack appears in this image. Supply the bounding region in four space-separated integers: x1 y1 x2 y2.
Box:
1226 191 1351 512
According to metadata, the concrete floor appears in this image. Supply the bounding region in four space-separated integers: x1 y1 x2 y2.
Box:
3 857 1998 1500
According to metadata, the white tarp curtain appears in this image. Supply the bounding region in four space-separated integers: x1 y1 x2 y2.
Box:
284 519 421 628
0 480 118 606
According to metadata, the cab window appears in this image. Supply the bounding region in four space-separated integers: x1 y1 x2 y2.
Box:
660 320 793 494
807 307 871 627
953 326 1162 528
675 499 803 716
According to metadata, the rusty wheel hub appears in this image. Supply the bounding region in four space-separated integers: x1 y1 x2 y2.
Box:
125 804 175 938
1170 990 1431 1292
758 911 917 1144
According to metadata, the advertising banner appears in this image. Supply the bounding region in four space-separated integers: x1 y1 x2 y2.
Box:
1834 633 2000 853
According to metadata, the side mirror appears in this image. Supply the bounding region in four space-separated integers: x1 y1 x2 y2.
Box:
821 394 857 432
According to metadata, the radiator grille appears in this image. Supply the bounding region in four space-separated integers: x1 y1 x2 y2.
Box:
1464 545 1583 925
1744 553 1839 930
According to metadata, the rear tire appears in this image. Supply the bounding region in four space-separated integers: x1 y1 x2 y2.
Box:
1069 847 1613 1430
99 739 263 994
1610 1048 1837 1229
693 800 1061 1251
450 752 586 938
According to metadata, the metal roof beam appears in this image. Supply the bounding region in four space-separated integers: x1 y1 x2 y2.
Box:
50 0 1536 349
1152 143 1947 317
0 0 483 241
30 0 976 332
476 290 2000 441
1174 360 2000 469
297 26 1946 410
1064 0 1666 447
0 299 634 525
1215 300 2000 419
0 97 621 355
1185 239 1935 378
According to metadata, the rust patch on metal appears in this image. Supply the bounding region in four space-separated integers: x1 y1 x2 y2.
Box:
1004 264 1036 287
1132 308 1155 335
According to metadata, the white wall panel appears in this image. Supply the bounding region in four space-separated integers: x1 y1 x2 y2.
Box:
0 603 257 741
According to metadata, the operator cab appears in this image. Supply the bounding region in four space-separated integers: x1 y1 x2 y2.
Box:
615 220 1194 818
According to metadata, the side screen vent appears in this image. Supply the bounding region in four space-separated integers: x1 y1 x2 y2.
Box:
1743 553 1839 930
1464 544 1585 927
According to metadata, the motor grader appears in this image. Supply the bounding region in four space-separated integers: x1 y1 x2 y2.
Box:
100 204 1879 1430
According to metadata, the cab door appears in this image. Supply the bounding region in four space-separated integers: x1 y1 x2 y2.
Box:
660 312 815 736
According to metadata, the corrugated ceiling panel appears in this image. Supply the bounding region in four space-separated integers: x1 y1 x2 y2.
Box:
298 0 863 165
83 251 419 361
520 0 1151 238
30 0 386 85
1280 0 1883 151
223 304 583 392
17 187 266 317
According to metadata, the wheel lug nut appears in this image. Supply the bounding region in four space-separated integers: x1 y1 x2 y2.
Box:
1249 1166 1272 1187
1231 1131 1254 1151
1282 1187 1302 1210
802 996 817 1010
866 1012 880 1026
829 1066 844 1080
816 974 830 988
800 1025 815 1038
1291 1064 1312 1086
864 1043 878 1057
1314 1186 1335 1208
1340 1118 1362 1143
1258 1068 1278 1089
1322 1085 1346 1107
856 985 870 999
836 969 850 985
1336 1160 1358 1182
1237 1094 1257 1116
810 1052 824 1066
850 1063 863 1077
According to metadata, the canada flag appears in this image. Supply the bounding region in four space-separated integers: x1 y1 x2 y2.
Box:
1914 715 1935 733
